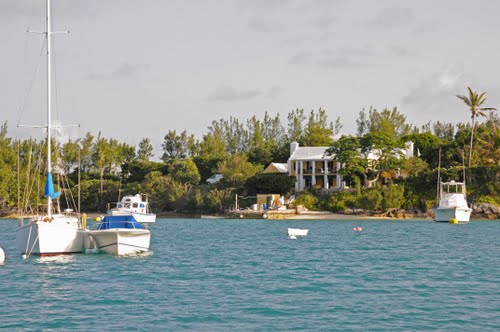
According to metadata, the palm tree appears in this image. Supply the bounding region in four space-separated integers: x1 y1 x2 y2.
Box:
456 87 497 167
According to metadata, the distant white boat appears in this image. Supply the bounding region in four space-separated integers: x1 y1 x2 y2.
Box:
89 216 151 255
107 194 156 224
434 181 472 223
288 228 309 236
200 215 221 219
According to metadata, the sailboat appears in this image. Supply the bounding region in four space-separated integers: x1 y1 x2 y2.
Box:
16 0 89 257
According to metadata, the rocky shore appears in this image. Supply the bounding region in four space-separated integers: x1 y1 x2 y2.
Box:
226 203 500 220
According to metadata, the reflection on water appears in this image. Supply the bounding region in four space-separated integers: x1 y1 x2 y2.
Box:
36 255 77 265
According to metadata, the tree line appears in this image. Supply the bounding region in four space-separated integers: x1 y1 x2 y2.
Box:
1 87 498 216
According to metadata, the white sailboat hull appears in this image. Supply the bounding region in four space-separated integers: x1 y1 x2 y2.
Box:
16 218 88 256
434 207 472 223
90 229 150 255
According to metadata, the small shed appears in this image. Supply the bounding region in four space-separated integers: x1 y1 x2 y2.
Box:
256 194 282 208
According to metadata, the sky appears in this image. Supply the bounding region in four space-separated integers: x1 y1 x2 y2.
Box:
1 0 499 157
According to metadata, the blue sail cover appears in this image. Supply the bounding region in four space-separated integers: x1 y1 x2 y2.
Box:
44 172 61 199
98 215 145 230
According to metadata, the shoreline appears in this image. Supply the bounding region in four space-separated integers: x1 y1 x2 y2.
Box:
1 210 497 221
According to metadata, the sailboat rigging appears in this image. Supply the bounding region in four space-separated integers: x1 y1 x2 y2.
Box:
16 0 89 257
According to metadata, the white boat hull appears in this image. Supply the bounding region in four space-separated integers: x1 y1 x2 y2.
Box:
90 229 150 255
108 210 156 223
16 218 88 256
288 228 309 236
434 207 472 223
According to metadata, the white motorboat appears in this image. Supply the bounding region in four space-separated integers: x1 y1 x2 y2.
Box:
434 181 472 223
107 194 156 224
16 0 88 257
288 228 309 236
89 216 151 255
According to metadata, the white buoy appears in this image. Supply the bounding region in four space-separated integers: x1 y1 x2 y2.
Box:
289 235 297 240
0 247 5 265
22 254 27 260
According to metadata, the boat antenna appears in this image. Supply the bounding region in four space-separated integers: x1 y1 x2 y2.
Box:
78 142 81 215
462 149 467 199
117 177 122 202
17 140 21 220
436 147 441 205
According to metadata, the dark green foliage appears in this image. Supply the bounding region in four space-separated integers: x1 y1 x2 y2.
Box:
380 184 405 210
121 160 163 182
357 189 383 211
320 191 358 212
193 156 224 183
169 158 201 185
244 173 295 196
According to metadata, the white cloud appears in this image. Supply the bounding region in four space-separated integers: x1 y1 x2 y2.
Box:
402 65 467 112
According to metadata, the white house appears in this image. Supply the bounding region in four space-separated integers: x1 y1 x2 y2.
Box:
286 141 415 192
287 142 344 191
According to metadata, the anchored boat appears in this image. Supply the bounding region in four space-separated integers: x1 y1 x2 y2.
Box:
89 216 151 255
106 194 156 224
288 228 309 236
16 0 88 257
434 180 472 223
90 194 156 255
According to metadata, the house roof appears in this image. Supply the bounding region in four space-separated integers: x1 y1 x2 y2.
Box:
289 146 334 161
263 162 288 173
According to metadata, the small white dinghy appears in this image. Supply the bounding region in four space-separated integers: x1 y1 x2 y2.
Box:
288 228 309 236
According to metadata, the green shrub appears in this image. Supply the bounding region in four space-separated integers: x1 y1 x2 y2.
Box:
381 184 405 210
293 193 319 210
477 196 499 205
357 189 382 211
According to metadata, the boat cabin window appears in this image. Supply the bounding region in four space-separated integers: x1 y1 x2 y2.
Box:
133 203 139 208
124 203 131 209
117 203 122 208
140 203 145 208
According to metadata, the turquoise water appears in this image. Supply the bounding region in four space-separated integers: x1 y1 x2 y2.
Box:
1 218 499 331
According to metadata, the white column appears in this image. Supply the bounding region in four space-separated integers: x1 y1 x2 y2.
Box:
311 161 316 186
324 160 328 189
294 161 299 191
336 161 341 188
299 160 304 191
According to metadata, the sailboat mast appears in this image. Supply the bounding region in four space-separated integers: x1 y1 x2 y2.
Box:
46 0 53 217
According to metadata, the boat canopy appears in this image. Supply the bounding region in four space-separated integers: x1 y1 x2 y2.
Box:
96 215 144 230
